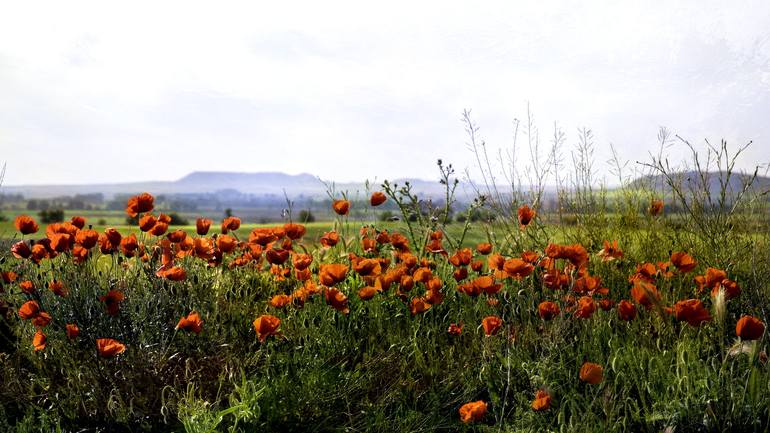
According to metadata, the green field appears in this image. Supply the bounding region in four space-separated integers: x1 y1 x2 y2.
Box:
1 187 769 432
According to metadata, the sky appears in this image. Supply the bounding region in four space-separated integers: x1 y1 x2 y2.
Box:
1 1 769 187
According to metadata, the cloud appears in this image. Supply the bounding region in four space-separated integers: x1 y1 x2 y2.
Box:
1 0 768 186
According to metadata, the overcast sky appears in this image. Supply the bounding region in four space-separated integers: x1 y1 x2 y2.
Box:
1 1 769 187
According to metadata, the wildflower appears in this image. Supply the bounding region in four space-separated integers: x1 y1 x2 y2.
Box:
673 299 712 327
518 204 536 228
617 300 637 321
196 218 212 235
125 192 154 217
32 330 46 351
649 199 664 216
96 338 126 357
458 400 487 423
448 323 463 336
482 316 502 336
66 323 80 339
736 316 765 341
14 215 39 235
370 191 387 206
176 312 204 334
99 290 125 316
332 199 350 216
538 301 560 320
579 362 603 384
670 252 697 273
531 389 551 411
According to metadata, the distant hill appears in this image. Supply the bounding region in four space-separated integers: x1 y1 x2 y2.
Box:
630 171 770 197
0 171 465 200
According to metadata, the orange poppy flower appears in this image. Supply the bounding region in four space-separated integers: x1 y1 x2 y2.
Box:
670 252 697 273
579 362 603 384
353 258 382 277
458 400 487 423
325 287 350 314
253 314 281 342
476 242 493 255
32 330 46 351
630 280 660 310
281 223 305 240
370 191 387 206
471 276 501 295
96 338 126 357
18 300 41 320
99 290 125 316
617 300 637 321
518 204 536 229
319 263 349 286
409 297 431 315
503 258 534 279
713 279 741 300
673 299 712 327
319 231 340 248
332 199 350 216
470 260 484 273
736 315 765 341
48 233 72 253
192 218 211 235
31 311 52 328
538 301 560 320
149 222 168 237
521 251 539 264
66 323 79 339
649 199 664 216
11 241 32 259
221 216 241 234
574 296 597 319
217 234 238 254
125 192 155 217
138 214 157 232
120 234 140 257
48 280 68 297
176 312 204 334
390 233 410 252
448 323 463 336
158 266 186 281
14 215 39 235
70 215 86 229
357 285 379 300
166 230 187 244
453 267 468 282
19 280 35 294
104 228 122 249
597 240 623 262
270 294 292 309
482 316 503 336
531 389 551 411
73 229 98 249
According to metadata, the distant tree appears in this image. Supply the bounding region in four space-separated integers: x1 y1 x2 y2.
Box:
167 213 189 226
224 208 233 218
26 199 38 210
38 209 64 224
378 210 394 222
297 209 315 223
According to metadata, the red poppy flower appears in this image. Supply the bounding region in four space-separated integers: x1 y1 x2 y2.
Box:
14 215 39 235
670 252 697 273
673 299 712 327
370 192 387 206
18 300 41 320
11 241 32 259
125 192 155 217
736 315 765 340
458 400 487 423
617 300 637 321
579 362 604 384
649 199 664 216
253 314 281 342
48 280 68 297
482 316 503 336
196 218 212 235
448 323 463 336
319 263 349 286
531 389 551 411
66 323 80 339
32 330 46 351
538 301 560 320
518 204 536 228
325 287 350 314
96 338 126 357
332 199 350 216
283 223 306 240
574 296 597 319
176 312 204 334
221 216 241 234
99 290 125 316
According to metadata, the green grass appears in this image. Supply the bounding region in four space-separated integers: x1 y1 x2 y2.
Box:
1 202 769 432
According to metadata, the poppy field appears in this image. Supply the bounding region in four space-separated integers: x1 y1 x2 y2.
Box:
1 162 770 432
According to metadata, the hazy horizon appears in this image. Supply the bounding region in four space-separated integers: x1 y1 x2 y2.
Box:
2 1 770 187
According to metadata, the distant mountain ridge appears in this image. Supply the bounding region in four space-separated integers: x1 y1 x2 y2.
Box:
1 171 459 199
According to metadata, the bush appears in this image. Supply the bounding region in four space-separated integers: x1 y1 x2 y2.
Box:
38 209 64 223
